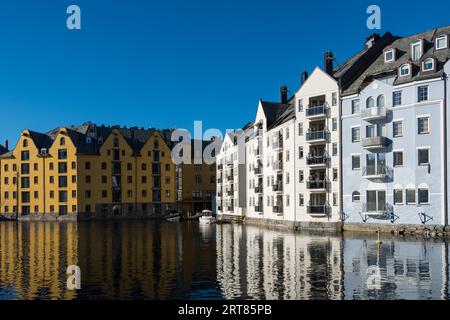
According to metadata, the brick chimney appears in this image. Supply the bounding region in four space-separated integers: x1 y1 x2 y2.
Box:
365 33 381 49
324 52 334 75
280 86 288 104
301 71 309 86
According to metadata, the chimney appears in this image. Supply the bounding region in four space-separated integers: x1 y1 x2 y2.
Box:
365 33 381 49
324 52 334 75
280 86 288 104
301 71 309 86
4 139 8 150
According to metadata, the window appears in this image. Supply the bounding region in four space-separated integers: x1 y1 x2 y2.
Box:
299 170 304 183
127 163 132 170
436 35 448 50
411 40 422 61
286 172 290 184
101 162 107 170
384 49 395 62
377 95 385 108
332 143 338 156
417 116 429 134
23 139 28 147
286 150 290 162
286 195 290 207
332 118 337 131
333 168 338 181
21 151 30 161
393 91 402 107
58 162 67 174
394 190 403 205
298 99 303 112
299 194 304 206
366 97 375 108
85 161 91 170
351 99 360 114
406 189 416 205
399 64 410 77
393 151 404 167
58 149 67 159
418 188 429 204
298 123 303 136
352 155 360 170
85 175 91 183
393 121 403 137
333 193 337 206
418 86 429 102
422 58 434 72
332 92 337 106
298 147 304 159
352 191 360 202
418 148 430 165
351 127 360 143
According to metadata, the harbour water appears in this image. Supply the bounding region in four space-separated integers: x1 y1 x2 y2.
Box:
0 221 448 300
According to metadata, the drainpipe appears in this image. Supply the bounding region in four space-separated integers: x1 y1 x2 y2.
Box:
293 118 297 229
443 72 448 227
338 78 344 230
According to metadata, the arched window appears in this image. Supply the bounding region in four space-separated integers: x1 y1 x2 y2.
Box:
154 140 159 149
352 191 360 202
23 139 28 147
400 64 410 77
366 97 375 108
377 95 385 108
60 137 65 146
423 58 434 71
418 183 430 205
113 138 119 148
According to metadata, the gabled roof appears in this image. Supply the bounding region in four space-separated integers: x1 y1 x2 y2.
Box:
343 26 450 96
260 100 290 128
27 130 53 150
0 144 7 155
267 103 295 131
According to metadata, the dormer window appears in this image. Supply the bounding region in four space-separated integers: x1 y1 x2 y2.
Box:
384 49 395 63
422 58 434 72
411 40 422 61
436 35 448 50
399 64 411 77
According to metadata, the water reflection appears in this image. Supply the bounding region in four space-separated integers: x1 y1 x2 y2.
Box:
0 221 449 300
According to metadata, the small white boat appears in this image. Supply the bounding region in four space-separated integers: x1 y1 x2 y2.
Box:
166 213 181 222
199 210 216 224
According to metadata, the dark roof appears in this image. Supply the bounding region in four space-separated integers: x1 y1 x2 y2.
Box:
343 26 450 96
0 144 8 155
260 100 290 128
267 103 295 131
27 130 53 150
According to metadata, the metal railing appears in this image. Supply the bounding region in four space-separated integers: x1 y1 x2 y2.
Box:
306 104 329 118
306 154 328 166
306 179 329 190
307 203 330 215
306 130 329 142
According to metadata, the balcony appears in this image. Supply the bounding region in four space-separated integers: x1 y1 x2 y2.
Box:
226 190 234 196
272 139 283 151
254 205 263 213
361 107 387 121
254 166 263 175
226 175 234 182
306 179 329 192
362 136 389 149
254 148 262 158
272 161 283 172
254 185 263 193
306 154 328 167
306 104 329 119
306 130 329 144
218 164 223 170
273 205 283 215
217 178 223 184
226 206 234 211
362 166 392 179
362 202 392 216
217 192 223 197
307 203 330 216
272 182 283 192
218 206 223 211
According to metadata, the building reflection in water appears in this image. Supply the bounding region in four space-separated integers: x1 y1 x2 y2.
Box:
216 224 450 300
0 221 449 299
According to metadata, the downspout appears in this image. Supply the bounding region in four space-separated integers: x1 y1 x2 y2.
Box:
293 118 297 230
338 78 344 230
443 72 448 227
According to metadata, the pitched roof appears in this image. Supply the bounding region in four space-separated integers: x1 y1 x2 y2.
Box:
267 103 295 131
0 144 8 155
260 100 290 128
343 26 450 96
27 130 53 150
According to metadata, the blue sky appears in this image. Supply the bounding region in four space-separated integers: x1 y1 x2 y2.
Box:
1 0 449 148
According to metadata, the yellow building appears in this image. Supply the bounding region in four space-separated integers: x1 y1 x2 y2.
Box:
0 123 176 220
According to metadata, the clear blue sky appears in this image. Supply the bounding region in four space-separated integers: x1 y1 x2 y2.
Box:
1 0 449 148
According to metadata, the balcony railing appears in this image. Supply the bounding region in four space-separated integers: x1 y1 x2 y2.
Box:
218 164 223 170
307 203 330 215
254 185 263 193
254 167 262 175
272 161 283 171
217 192 223 197
272 139 283 150
306 154 328 166
306 104 329 118
226 190 234 196
254 148 262 157
273 205 283 214
306 130 329 142
272 183 283 192
226 206 234 211
254 205 263 213
226 175 233 182
362 136 388 149
306 179 329 191
361 107 387 121
217 178 223 184
362 166 392 179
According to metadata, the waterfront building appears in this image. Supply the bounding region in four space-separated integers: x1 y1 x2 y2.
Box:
341 26 450 229
175 139 217 214
0 123 176 219
216 127 250 220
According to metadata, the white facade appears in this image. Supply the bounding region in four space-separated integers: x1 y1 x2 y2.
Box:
294 67 341 223
216 132 247 218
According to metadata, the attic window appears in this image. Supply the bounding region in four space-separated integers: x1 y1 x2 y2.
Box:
422 58 434 72
411 40 422 61
399 64 411 77
436 35 448 50
86 137 92 144
384 49 395 63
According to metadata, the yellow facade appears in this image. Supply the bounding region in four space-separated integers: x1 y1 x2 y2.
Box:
0 125 176 219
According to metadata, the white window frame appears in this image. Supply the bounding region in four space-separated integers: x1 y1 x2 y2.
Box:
393 189 404 205
406 189 416 205
351 126 361 143
393 150 404 167
417 146 431 166
411 40 423 61
417 115 430 134
393 120 403 137
422 58 434 72
436 35 448 50
418 188 430 205
352 191 361 202
399 64 411 77
351 154 361 170
384 49 395 63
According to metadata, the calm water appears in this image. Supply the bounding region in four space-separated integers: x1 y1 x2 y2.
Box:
0 221 449 300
